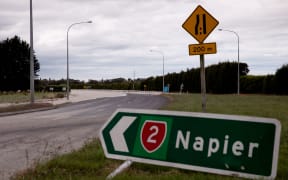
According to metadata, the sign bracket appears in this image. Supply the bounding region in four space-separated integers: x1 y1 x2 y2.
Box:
106 160 133 179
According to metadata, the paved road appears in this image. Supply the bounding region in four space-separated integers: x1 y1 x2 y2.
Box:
0 94 168 179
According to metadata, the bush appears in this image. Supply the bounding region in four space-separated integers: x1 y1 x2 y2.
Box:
240 76 265 94
45 85 67 92
55 93 65 98
274 64 288 94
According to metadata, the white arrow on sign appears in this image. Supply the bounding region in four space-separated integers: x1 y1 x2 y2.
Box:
109 116 137 152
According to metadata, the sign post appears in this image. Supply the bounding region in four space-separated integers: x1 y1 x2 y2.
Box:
182 5 219 112
200 55 206 112
100 109 281 179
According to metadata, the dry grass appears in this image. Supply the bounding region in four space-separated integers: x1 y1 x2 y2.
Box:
0 92 64 113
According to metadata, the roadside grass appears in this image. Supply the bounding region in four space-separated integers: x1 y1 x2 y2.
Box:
13 94 288 180
162 93 288 179
0 91 64 103
13 139 242 180
0 92 64 113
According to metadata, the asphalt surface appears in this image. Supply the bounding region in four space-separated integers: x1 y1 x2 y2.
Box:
0 93 168 179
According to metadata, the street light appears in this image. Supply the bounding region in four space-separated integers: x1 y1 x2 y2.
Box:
66 21 92 100
30 0 35 103
150 49 165 92
218 28 240 95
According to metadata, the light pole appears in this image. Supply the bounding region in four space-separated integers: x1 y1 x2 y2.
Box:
66 21 92 100
30 0 35 103
218 29 240 95
150 49 165 92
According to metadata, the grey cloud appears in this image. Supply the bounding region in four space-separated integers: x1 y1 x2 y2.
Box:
1 0 288 80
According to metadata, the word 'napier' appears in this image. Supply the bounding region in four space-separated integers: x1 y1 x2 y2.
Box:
175 131 259 158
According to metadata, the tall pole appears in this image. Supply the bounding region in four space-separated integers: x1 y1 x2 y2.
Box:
218 29 240 95
30 0 35 103
66 21 92 100
133 71 135 90
237 34 240 95
150 50 165 92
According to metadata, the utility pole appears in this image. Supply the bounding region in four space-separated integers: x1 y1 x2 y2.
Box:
30 0 35 103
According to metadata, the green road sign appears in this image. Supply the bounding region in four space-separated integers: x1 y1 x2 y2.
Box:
99 109 281 179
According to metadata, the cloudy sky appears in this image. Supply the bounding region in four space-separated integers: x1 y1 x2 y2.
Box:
1 0 287 81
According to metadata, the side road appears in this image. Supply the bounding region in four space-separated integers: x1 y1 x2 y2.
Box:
37 89 128 105
0 89 162 116
0 90 166 180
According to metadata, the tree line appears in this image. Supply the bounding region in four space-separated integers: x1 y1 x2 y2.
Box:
141 62 288 94
240 64 288 94
38 62 288 95
1 36 288 94
142 62 248 93
36 78 142 92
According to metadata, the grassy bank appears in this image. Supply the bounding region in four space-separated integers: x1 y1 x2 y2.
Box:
13 94 288 180
162 94 288 179
0 92 64 113
0 92 64 104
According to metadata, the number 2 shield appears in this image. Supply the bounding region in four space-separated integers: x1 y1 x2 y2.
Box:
132 117 172 160
141 120 167 153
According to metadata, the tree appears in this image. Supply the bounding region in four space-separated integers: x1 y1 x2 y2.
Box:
274 64 288 94
240 75 265 94
0 36 40 91
206 62 249 93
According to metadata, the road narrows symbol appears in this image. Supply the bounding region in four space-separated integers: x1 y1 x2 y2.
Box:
182 5 219 43
195 14 207 35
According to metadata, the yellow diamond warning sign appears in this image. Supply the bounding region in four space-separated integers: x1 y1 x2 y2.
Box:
182 5 219 43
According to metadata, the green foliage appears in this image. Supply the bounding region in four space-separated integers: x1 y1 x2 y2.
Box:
262 75 275 94
88 78 141 90
33 62 288 95
239 64 288 95
142 62 288 95
274 64 288 94
240 75 265 93
143 62 249 94
0 36 40 91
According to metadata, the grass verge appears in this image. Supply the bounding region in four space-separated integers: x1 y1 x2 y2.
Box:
0 92 64 113
12 139 242 180
13 94 288 180
0 103 54 113
0 92 64 104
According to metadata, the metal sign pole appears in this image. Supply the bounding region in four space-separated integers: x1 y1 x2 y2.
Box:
182 5 219 112
30 0 35 104
200 54 206 112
